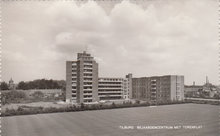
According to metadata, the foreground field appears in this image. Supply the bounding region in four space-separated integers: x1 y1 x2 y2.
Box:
2 104 219 136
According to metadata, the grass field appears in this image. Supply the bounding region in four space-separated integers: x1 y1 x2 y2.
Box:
2 104 219 136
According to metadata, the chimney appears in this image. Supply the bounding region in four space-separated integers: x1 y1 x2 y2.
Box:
206 76 209 84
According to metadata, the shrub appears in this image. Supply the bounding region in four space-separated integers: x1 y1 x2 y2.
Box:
135 100 140 104
112 102 116 108
1 100 190 117
80 103 85 110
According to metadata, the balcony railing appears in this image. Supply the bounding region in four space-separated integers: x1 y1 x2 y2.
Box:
83 93 93 96
83 97 93 100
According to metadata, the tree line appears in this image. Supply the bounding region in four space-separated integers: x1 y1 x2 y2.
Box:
0 82 9 90
0 79 66 90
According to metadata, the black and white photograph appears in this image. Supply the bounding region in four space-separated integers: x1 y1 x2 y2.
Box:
1 0 219 136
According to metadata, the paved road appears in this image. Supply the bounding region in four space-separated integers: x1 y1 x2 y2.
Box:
2 104 219 136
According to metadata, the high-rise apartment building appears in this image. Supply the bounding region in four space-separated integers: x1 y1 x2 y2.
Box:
66 51 99 103
66 51 133 103
132 75 184 102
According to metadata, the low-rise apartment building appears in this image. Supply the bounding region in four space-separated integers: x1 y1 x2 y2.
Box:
98 74 132 101
132 75 184 102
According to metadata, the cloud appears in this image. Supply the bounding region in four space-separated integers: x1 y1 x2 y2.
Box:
2 0 218 85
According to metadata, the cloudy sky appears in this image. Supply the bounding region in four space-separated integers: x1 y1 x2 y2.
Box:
2 0 218 85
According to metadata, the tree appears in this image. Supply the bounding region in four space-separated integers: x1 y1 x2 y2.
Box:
16 79 66 90
17 81 27 90
0 82 9 90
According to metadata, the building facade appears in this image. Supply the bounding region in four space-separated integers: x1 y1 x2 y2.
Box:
66 51 133 103
66 51 99 103
132 75 184 102
126 73 132 99
98 78 124 100
66 52 184 104
98 74 132 101
184 85 202 97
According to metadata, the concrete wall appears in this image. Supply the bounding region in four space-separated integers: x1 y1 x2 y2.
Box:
170 75 184 101
65 61 72 103
92 61 99 102
126 73 133 99
78 60 84 103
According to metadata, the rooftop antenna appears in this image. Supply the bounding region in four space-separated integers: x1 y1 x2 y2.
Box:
83 45 88 53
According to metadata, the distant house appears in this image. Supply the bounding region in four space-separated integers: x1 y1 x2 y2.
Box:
202 83 218 98
184 85 203 97
185 81 219 98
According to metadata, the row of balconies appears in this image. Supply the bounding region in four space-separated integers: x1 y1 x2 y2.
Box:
72 70 77 73
72 87 77 89
98 94 123 97
84 78 93 81
84 95 93 98
151 87 157 90
98 88 123 90
98 91 122 94
84 64 93 67
98 81 123 83
83 82 92 85
98 93 122 95
72 78 77 81
83 88 92 91
83 71 92 74
83 67 93 70
98 83 123 86
72 66 77 69
84 73 92 76
84 60 93 63
83 92 92 95
83 65 92 68
84 91 92 93
98 86 123 88
72 93 76 98
83 97 93 100
99 78 123 82
72 84 77 87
